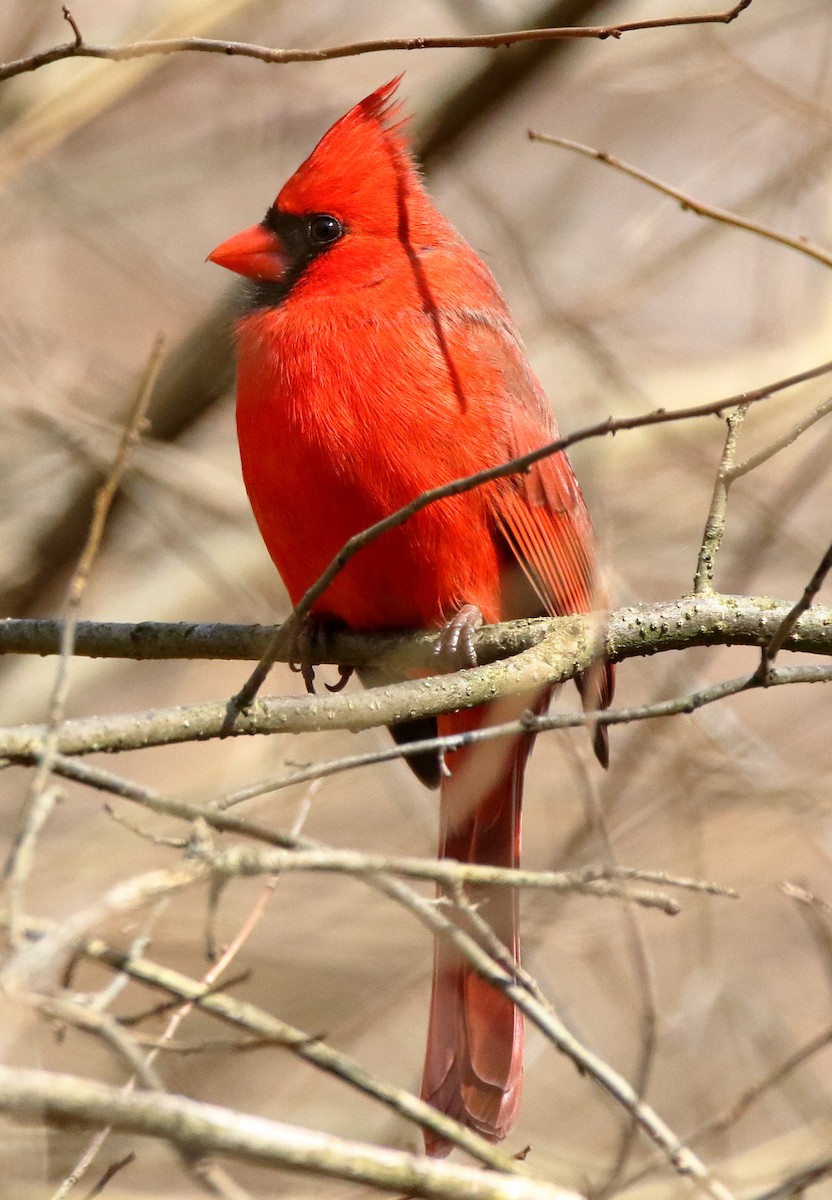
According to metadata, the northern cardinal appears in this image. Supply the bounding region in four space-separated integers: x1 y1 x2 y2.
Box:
209 79 613 1153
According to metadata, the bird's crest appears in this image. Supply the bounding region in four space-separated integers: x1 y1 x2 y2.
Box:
276 78 429 233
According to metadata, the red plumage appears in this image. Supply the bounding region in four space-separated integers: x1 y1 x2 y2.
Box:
209 79 613 1154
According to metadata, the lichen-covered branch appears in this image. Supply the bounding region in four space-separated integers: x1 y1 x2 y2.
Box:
1 596 831 760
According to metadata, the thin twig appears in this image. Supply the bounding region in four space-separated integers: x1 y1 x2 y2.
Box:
749 1155 832 1200
0 3 753 84
727 395 832 481
693 404 750 595
527 130 832 271
4 337 163 939
9 921 526 1172
52 851 288 1198
690 1021 832 1143
82 1153 135 1200
340 859 738 1200
621 1017 832 1194
568 749 657 1196
183 842 737 915
754 540 832 681
61 7 82 47
4 798 736 1194
5 752 738 1197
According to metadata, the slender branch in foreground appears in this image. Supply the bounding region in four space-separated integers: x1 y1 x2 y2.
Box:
60 931 540 1174
749 1154 832 1200
0 1067 578 1200
3 598 832 760
43 815 521 1184
209 658 832 803
3 592 832 676
4 338 162 936
5 745 734 917
0 2 753 84
3 800 735 1194
12 662 832 836
621 1019 832 1193
337 851 738 1200
755 539 832 680
52 868 289 1198
182 844 739 915
527 131 832 271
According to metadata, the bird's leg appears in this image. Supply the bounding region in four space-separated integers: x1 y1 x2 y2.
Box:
434 603 483 671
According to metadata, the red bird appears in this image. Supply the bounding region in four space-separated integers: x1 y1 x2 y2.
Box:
209 79 613 1153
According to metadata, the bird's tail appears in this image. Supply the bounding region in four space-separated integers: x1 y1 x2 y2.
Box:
420 701 535 1155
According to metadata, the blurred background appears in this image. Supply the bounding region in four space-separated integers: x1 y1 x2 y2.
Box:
1 0 832 1196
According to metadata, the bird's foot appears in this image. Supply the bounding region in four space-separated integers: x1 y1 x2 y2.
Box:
434 604 483 671
288 616 353 695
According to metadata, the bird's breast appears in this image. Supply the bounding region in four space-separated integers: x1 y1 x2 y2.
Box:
234 299 509 630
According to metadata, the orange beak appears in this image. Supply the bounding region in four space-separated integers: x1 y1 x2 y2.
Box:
207 223 287 281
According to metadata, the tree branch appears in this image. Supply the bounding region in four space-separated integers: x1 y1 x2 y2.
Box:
693 405 749 594
0 1066 579 1200
0 3 753 85
527 130 832 272
183 843 740 916
13 920 519 1174
2 597 832 760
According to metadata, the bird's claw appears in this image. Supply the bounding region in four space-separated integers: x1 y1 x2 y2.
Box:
289 618 353 695
325 665 354 693
288 620 318 694
434 604 483 671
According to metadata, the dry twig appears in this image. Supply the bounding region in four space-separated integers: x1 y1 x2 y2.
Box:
0 3 753 85
4 338 163 939
527 131 832 272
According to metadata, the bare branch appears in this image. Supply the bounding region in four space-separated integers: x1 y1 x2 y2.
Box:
0 3 753 85
692 1020 832 1143
10 919 528 1172
754 541 832 680
2 862 207 992
527 131 832 272
182 842 740 915
5 798 738 1193
338 850 738 1200
3 597 832 760
61 7 82 48
53 869 286 1197
0 1066 580 1200
4 338 162 937
694 404 750 595
749 1155 832 1200
728 396 832 481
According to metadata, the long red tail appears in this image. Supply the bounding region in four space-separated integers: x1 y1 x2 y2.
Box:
421 703 535 1155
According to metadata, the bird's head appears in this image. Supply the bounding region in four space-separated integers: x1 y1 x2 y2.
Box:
208 77 444 303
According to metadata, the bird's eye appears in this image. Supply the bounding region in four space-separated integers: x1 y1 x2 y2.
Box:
308 214 343 244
